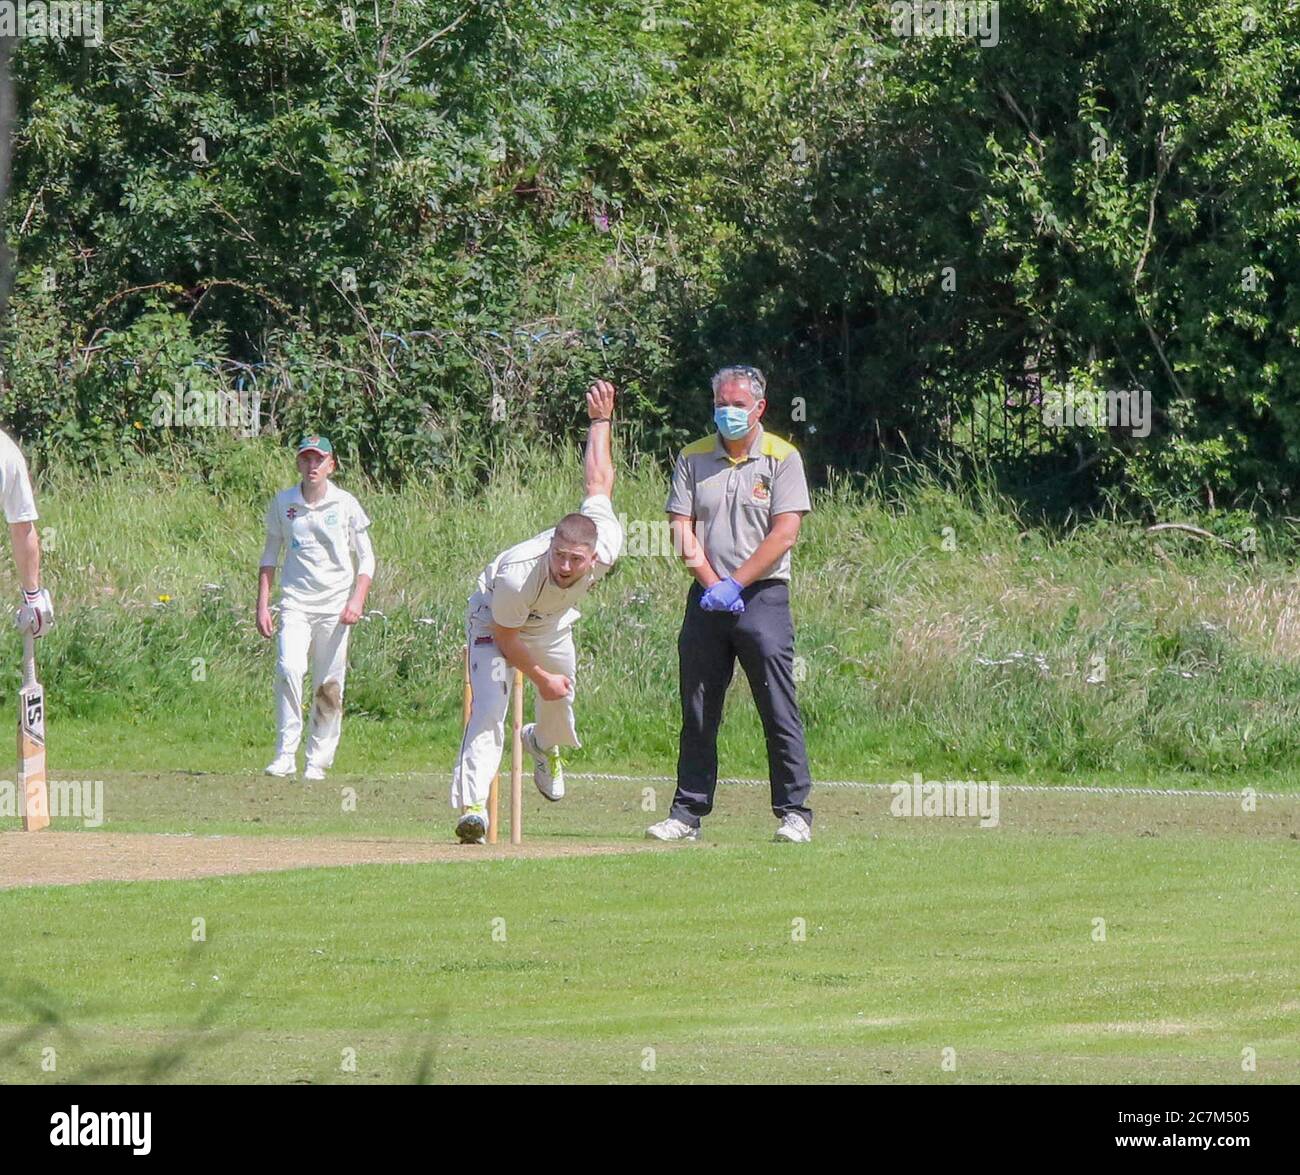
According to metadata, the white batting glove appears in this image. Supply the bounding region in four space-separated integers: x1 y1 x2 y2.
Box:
15 588 54 637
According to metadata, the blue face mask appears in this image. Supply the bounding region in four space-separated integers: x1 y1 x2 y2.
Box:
714 405 753 440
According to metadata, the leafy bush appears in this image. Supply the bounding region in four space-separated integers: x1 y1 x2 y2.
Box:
4 0 1300 515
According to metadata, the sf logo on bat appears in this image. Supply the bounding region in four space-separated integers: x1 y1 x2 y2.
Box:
23 693 45 741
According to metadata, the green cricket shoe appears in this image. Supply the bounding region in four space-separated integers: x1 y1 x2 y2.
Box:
522 723 564 801
456 805 488 844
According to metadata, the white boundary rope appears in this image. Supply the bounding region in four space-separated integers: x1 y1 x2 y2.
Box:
569 773 1300 801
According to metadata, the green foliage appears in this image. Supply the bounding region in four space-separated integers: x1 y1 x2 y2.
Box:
4 0 1300 510
3 0 673 481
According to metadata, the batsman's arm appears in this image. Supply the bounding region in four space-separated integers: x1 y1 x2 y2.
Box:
492 623 570 702
584 380 615 498
8 521 39 591
668 513 721 589
9 520 53 634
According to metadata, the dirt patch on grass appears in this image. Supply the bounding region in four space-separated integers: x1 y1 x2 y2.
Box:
0 832 654 890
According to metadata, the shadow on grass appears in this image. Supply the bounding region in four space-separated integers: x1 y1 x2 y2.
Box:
0 943 247 1084
1 944 453 1084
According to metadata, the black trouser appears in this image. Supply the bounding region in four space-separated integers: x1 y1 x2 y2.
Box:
669 579 813 827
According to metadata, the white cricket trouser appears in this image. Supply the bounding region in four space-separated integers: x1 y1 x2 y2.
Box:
275 607 351 767
451 613 579 810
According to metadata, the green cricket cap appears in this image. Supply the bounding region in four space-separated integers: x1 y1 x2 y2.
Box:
297 435 334 457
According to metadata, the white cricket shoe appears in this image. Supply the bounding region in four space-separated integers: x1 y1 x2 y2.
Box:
304 763 326 781
774 813 812 843
522 723 564 801
264 754 297 777
645 817 700 842
456 806 488 845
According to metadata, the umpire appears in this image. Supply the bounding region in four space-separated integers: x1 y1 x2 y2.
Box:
647 365 815 844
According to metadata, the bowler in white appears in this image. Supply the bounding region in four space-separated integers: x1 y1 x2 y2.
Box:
453 381 623 843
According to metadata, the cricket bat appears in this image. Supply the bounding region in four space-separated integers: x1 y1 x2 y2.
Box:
18 630 48 832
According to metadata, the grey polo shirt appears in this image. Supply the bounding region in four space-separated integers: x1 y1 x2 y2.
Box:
665 428 812 582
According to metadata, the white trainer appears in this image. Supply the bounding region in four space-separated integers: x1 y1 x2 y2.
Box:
304 764 326 781
522 723 564 801
645 817 700 842
774 813 812 843
264 754 297 777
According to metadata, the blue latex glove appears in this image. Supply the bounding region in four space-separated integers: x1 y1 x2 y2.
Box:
700 577 745 613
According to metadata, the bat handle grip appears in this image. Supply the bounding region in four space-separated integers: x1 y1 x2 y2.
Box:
22 630 35 687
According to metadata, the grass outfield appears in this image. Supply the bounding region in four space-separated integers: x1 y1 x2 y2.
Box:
0 779 1296 1084
3 450 1299 1084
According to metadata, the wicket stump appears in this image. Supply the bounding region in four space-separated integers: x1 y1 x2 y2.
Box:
462 646 524 845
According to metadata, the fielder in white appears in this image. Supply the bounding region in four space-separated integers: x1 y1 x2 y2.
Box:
0 428 54 638
257 435 375 781
453 380 623 843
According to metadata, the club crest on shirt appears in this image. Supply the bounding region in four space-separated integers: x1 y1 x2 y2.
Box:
325 512 338 527
286 507 299 520
751 477 771 505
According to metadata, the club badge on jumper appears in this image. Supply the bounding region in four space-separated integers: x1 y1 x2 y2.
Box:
286 507 298 520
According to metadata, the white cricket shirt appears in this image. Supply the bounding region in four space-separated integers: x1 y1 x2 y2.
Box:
261 482 372 612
